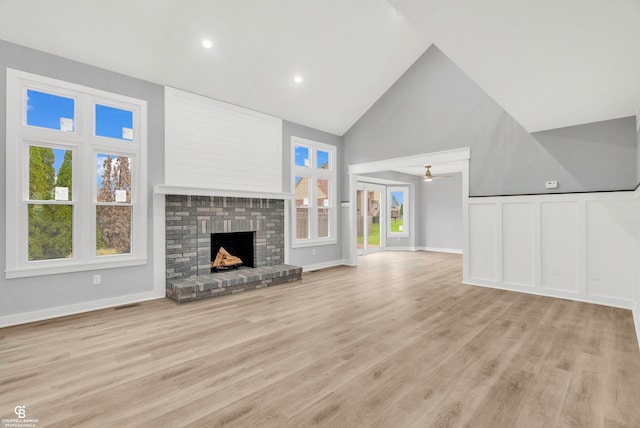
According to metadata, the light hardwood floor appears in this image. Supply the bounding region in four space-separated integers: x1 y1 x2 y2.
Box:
2 251 640 427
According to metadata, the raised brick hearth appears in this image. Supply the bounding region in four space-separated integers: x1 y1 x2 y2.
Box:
165 195 301 302
167 264 302 303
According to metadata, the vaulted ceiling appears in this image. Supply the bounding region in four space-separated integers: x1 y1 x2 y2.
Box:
1 0 638 136
390 0 640 133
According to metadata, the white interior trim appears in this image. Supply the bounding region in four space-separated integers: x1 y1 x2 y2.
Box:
346 147 470 268
466 278 635 310
634 309 640 352
354 175 410 185
154 185 294 200
301 259 350 272
467 190 639 316
0 291 164 328
152 193 167 298
419 247 463 254
348 148 470 176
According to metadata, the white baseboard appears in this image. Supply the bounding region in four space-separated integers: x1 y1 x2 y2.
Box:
0 290 165 328
383 246 417 251
634 309 640 352
302 259 351 272
418 246 463 254
357 247 463 254
463 279 635 310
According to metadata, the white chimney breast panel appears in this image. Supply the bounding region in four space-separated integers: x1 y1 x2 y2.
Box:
164 87 283 193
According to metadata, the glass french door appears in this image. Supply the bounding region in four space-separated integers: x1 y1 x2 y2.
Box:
356 184 384 254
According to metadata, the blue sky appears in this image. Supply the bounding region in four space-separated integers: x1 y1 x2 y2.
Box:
27 89 133 173
391 191 404 205
295 146 330 168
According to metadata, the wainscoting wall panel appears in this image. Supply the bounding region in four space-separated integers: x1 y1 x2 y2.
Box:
540 201 579 293
502 202 535 287
467 190 639 310
586 200 636 301
468 203 497 281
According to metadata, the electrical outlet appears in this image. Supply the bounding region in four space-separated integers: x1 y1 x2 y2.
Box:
312 249 316 256
545 181 558 189
93 274 101 285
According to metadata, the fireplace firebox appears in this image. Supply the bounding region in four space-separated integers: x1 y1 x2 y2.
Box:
210 231 255 273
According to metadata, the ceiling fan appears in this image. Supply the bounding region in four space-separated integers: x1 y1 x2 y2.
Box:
422 164 452 182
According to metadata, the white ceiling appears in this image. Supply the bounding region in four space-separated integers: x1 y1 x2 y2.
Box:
0 0 429 136
0 1 638 136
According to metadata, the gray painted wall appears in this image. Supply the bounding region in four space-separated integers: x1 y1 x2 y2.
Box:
282 120 344 267
418 173 463 251
532 117 636 193
343 45 637 197
0 40 164 318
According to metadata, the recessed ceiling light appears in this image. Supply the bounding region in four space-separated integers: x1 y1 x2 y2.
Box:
293 75 303 84
202 39 213 49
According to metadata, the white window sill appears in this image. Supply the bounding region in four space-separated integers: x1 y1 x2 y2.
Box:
5 257 148 279
291 239 338 249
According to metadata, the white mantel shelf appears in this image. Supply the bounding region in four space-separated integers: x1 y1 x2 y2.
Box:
154 185 294 200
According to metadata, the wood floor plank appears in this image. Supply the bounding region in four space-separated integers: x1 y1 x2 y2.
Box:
1 251 639 427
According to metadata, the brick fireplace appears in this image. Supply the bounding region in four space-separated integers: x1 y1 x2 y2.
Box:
164 195 301 302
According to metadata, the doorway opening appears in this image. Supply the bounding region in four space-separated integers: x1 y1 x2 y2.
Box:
346 148 470 281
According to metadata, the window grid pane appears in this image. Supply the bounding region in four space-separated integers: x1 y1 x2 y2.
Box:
295 175 310 207
316 178 329 208
317 150 330 169
29 146 73 201
96 205 132 255
318 207 329 238
390 191 405 233
296 207 309 239
95 104 133 141
28 203 73 261
97 154 132 203
26 89 75 132
294 146 310 167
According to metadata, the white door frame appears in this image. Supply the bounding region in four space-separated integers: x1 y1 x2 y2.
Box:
346 148 470 282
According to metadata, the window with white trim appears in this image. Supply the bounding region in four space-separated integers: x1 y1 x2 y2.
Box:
291 137 337 247
5 69 147 278
387 186 409 237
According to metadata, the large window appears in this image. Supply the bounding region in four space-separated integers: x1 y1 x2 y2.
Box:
292 137 337 247
5 69 147 278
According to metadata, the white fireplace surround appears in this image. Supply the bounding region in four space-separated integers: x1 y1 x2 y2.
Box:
164 87 284 195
